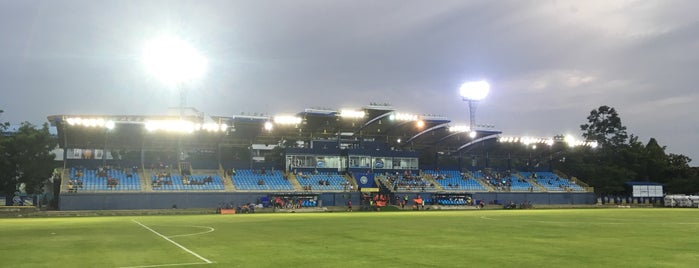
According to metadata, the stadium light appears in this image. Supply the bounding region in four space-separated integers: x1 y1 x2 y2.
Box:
416 120 425 128
273 115 302 125
469 131 477 138
65 117 116 130
449 125 470 133
142 35 208 123
105 120 116 130
144 119 227 134
264 121 274 131
499 135 598 148
564 134 577 148
339 109 365 119
389 112 418 121
459 80 490 130
142 35 207 85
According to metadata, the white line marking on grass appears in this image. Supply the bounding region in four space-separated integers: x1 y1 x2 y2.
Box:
478 216 633 225
131 220 213 264
167 226 215 238
119 262 210 268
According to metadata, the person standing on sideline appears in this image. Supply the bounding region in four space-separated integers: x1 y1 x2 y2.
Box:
347 199 353 212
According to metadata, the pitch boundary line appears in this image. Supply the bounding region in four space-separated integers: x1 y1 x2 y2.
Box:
119 262 210 268
131 219 213 265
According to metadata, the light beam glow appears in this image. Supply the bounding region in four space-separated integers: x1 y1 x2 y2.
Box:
142 35 208 85
459 80 490 101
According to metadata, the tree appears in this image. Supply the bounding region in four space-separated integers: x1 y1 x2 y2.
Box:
664 154 699 194
566 105 699 195
0 110 57 197
644 138 668 182
580 105 628 148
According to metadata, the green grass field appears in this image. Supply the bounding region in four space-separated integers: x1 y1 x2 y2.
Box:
1 208 698 267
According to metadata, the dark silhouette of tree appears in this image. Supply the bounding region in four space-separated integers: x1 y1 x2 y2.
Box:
558 105 699 195
580 105 628 148
0 110 57 197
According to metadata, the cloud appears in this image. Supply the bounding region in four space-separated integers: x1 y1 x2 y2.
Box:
1 0 698 162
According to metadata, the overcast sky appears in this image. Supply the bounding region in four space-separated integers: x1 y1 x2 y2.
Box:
1 0 697 163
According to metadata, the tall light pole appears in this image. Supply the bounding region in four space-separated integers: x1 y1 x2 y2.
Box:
142 35 208 161
459 80 490 131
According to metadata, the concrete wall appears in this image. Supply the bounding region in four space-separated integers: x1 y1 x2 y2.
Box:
392 192 595 206
472 192 596 205
59 191 594 210
59 192 362 211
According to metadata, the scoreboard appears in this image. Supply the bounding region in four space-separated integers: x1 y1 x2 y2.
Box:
632 185 663 197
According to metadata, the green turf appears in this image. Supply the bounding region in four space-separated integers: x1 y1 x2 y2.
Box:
1 209 698 267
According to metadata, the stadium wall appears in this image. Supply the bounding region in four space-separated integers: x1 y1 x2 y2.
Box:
473 192 595 205
391 192 595 206
59 192 594 210
59 192 359 210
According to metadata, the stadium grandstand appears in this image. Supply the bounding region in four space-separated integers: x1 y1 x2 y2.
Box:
48 104 595 210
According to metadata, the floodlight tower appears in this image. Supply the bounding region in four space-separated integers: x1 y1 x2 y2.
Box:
142 35 207 161
142 35 208 119
459 80 490 131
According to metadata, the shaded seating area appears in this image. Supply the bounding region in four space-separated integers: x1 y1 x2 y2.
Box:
152 174 224 191
424 170 487 192
522 171 585 192
385 171 438 192
231 169 293 191
476 170 533 192
296 172 348 191
68 167 140 191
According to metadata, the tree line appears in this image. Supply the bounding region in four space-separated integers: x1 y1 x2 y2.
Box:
555 105 698 195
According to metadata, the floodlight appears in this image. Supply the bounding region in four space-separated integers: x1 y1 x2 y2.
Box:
416 120 425 128
459 80 491 130
459 80 490 101
264 121 273 131
564 134 576 147
449 125 470 133
144 119 197 134
273 115 302 125
142 35 208 85
392 112 418 121
339 109 365 119
532 145 537 150
105 120 116 130
469 131 477 138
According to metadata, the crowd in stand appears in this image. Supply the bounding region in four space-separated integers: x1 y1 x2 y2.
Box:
69 165 136 191
481 170 533 192
152 171 174 188
386 170 433 192
152 171 215 188
533 173 579 192
67 179 83 192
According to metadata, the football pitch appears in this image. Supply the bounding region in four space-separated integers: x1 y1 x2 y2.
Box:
1 208 697 268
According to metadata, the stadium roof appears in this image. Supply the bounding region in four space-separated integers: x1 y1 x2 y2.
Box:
47 105 501 152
